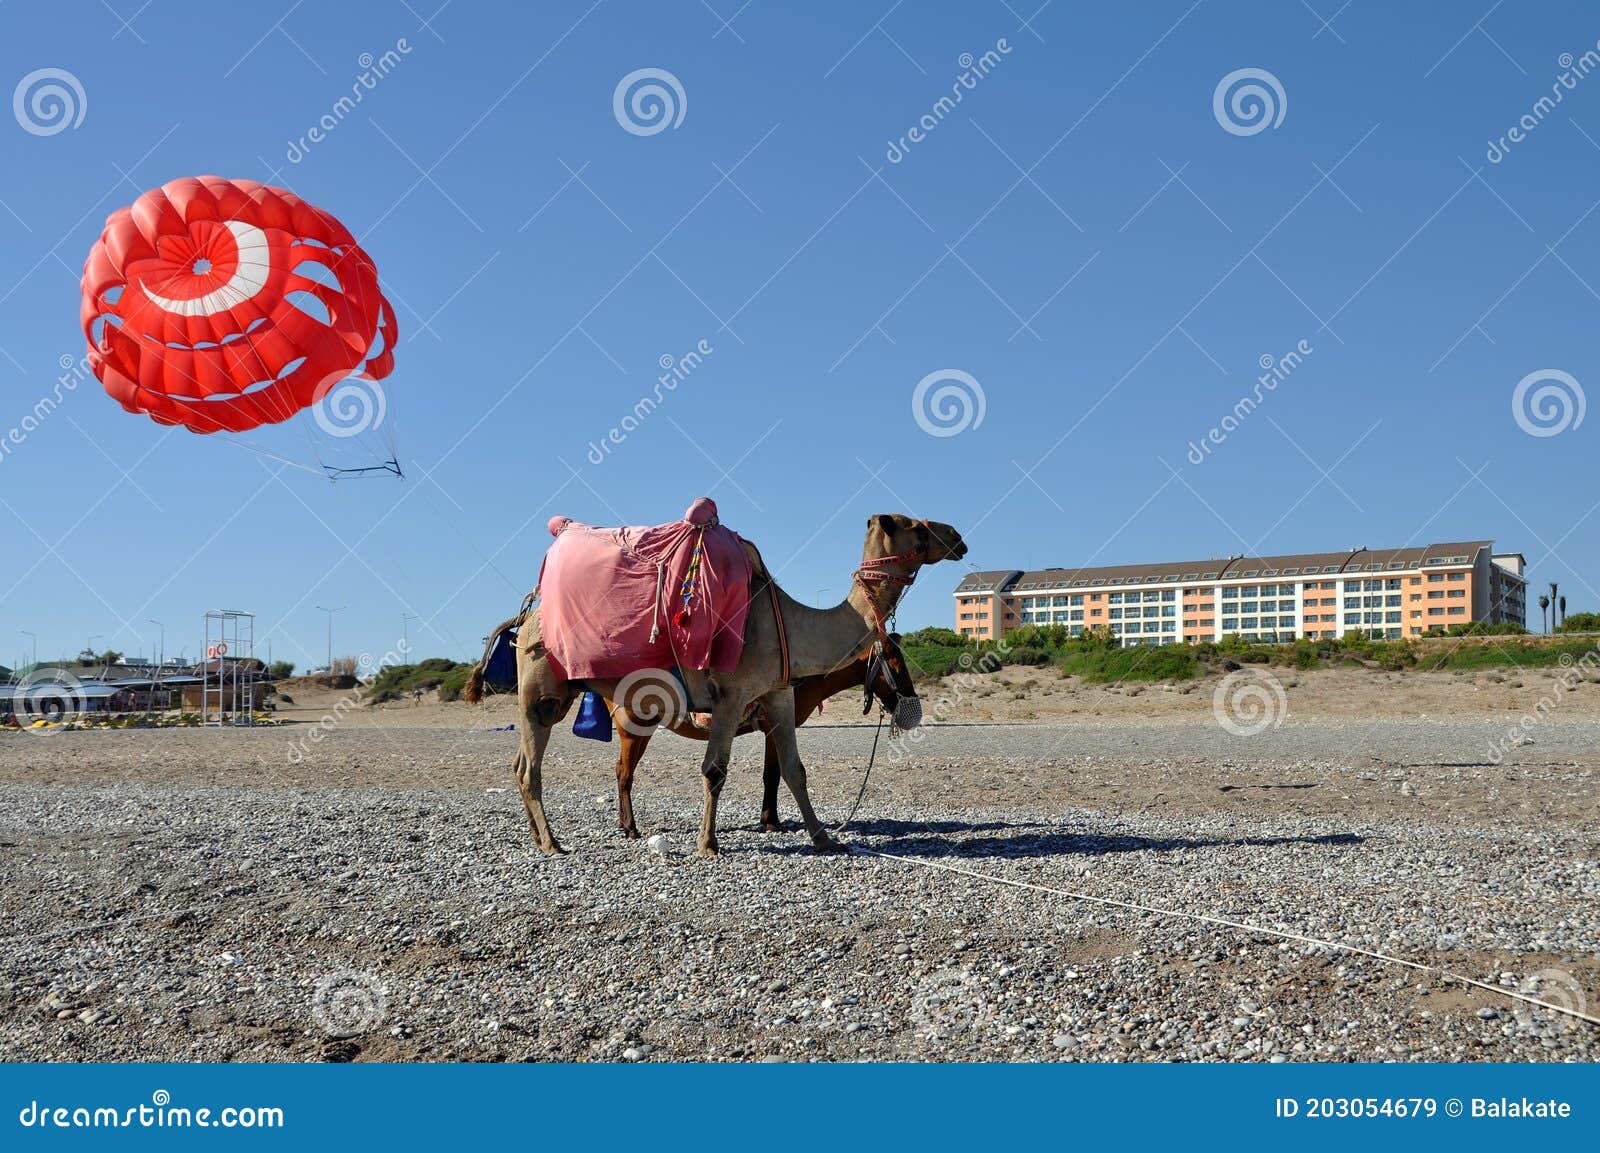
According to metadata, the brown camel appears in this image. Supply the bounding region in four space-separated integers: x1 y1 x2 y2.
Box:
488 513 966 857
466 625 919 834
604 632 918 839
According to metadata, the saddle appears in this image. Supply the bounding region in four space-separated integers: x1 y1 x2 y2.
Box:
536 497 754 682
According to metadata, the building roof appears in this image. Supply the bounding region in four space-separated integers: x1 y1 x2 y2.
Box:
0 682 126 702
952 541 1495 594
953 569 1023 594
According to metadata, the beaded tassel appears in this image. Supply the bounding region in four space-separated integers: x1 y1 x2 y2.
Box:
674 529 707 628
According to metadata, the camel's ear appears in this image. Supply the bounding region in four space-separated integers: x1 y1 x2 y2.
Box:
874 514 899 537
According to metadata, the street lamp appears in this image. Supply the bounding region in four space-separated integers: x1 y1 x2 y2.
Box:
815 587 831 607
315 606 346 673
148 620 165 667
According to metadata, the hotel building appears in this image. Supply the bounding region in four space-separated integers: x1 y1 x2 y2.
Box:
953 541 1527 646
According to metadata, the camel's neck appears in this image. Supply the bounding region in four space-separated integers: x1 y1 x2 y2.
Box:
774 565 917 678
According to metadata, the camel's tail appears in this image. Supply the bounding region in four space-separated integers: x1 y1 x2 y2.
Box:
463 664 489 706
463 598 535 704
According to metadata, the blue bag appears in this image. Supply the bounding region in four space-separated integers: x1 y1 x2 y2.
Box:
482 625 519 691
572 691 613 742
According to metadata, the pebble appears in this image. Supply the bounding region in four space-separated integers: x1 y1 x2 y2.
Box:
0 716 1592 1065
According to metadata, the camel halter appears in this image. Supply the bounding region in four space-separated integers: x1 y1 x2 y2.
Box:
853 551 919 642
862 640 922 731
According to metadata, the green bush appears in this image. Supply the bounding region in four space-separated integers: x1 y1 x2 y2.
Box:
904 617 1576 688
366 658 471 704
1055 643 1197 683
1445 621 1527 637
1006 646 1052 666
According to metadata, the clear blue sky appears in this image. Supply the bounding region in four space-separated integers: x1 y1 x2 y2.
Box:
2 0 1597 671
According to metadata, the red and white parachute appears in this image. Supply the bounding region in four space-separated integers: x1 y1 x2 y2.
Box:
81 176 400 475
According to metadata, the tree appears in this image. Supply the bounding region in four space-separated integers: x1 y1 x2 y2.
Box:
1559 595 1567 629
268 660 296 679
1539 594 1550 634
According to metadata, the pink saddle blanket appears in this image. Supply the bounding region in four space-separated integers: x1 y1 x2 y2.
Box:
536 497 754 681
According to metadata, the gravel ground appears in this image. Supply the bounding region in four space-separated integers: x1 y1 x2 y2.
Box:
1 715 1596 1063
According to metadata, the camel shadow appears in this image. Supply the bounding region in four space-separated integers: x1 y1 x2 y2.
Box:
759 817 1363 859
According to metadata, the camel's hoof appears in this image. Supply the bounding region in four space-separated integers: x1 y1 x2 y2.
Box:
811 835 846 854
621 826 641 840
759 816 782 833
696 842 721 858
536 840 568 856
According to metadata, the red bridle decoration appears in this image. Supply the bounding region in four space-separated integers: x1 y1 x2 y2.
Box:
854 550 920 641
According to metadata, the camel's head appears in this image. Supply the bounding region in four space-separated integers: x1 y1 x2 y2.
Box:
867 513 969 566
865 632 922 730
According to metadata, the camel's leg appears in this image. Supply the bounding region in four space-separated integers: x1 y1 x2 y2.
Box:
514 655 571 854
612 704 653 839
696 696 744 857
759 730 783 832
762 689 840 851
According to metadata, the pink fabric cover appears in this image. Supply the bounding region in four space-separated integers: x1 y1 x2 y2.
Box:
536 498 754 680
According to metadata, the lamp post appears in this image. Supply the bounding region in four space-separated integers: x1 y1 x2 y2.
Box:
815 587 830 607
315 606 346 673
148 620 165 667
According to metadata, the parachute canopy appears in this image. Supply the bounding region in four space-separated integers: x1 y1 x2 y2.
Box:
80 176 397 435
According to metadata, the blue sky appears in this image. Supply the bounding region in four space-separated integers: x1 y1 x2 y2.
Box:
2 0 1597 670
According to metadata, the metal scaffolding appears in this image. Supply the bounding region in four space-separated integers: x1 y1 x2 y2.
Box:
201 609 256 726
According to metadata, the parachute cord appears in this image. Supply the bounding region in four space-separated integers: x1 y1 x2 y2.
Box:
220 435 338 479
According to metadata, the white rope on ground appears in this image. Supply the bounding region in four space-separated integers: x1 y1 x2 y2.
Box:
851 844 1600 1029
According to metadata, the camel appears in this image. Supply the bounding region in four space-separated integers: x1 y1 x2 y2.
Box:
489 513 966 857
604 631 919 839
466 626 919 835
